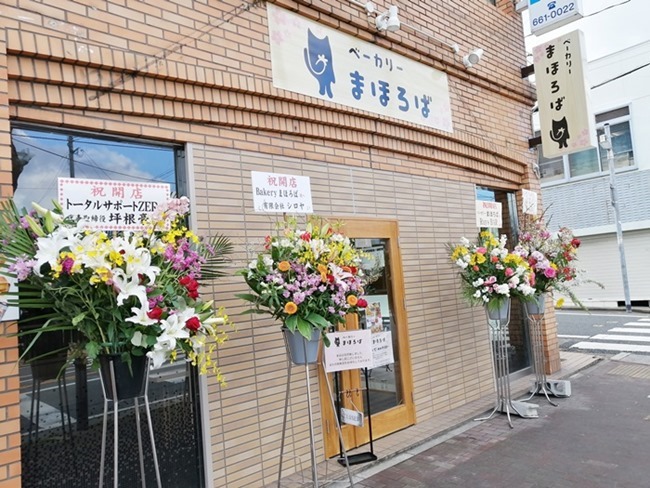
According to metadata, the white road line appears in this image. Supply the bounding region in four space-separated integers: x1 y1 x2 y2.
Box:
558 334 591 339
609 328 650 334
623 322 650 326
591 334 650 343
556 312 648 318
571 342 650 353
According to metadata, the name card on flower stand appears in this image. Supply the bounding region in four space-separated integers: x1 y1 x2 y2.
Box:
324 330 373 373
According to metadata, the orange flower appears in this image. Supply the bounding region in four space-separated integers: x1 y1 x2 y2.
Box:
317 264 328 274
278 261 291 272
346 295 358 306
284 302 298 315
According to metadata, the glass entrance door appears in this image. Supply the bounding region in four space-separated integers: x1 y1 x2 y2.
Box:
319 220 414 457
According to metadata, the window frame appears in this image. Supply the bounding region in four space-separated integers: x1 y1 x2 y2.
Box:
538 106 637 187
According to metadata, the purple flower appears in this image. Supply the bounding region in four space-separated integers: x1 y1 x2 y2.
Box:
8 257 37 281
61 257 75 275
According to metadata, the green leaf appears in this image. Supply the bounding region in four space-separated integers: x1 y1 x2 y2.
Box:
305 312 329 330
296 317 313 339
285 314 298 331
86 341 101 359
71 313 87 326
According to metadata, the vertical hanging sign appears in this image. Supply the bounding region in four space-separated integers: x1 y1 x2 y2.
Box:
533 30 596 159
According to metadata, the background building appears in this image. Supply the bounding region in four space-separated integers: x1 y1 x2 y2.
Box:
537 41 650 309
1 1 547 486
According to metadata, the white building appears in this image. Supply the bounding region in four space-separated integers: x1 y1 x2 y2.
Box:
536 41 650 309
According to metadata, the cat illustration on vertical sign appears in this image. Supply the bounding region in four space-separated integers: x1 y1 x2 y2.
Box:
550 116 570 148
303 29 336 98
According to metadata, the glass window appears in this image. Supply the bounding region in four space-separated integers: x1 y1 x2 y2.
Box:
568 147 600 177
538 145 565 182
598 121 634 170
11 126 178 209
539 107 634 184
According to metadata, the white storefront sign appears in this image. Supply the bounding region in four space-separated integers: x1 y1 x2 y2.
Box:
267 3 453 133
534 30 596 159
476 200 503 229
58 178 170 231
529 0 584 36
522 189 538 215
324 329 373 373
250 171 313 214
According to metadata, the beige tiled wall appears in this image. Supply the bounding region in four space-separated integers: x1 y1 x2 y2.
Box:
193 146 494 487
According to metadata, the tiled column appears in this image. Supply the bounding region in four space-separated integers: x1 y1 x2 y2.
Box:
0 26 22 488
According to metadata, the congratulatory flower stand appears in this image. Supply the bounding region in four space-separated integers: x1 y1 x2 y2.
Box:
450 231 539 428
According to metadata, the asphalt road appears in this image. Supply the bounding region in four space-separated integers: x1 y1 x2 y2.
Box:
556 309 650 355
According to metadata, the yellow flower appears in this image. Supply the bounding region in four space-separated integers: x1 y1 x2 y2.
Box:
555 298 565 308
284 302 298 315
278 261 291 272
346 295 358 306
451 246 468 261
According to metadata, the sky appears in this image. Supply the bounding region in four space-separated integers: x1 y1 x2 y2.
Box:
522 0 650 61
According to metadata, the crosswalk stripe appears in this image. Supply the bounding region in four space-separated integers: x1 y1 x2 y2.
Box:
558 334 590 339
571 342 650 353
622 322 650 326
591 334 650 343
609 327 650 334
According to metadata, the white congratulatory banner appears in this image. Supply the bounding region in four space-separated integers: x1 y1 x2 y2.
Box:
58 178 170 231
476 200 502 229
522 189 538 215
529 0 584 36
533 30 596 159
267 3 453 133
251 171 313 214
324 329 373 373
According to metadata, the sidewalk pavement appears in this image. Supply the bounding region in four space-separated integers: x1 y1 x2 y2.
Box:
337 353 650 488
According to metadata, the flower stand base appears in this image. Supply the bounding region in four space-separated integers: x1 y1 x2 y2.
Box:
277 352 355 487
522 294 572 405
476 300 539 428
98 355 161 488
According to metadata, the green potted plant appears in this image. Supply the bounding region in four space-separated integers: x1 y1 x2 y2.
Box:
237 216 368 364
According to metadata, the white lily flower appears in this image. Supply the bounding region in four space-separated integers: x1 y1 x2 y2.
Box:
126 305 159 326
112 269 148 307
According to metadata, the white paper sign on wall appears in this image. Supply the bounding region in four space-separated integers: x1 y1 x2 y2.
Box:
371 331 394 369
476 200 503 229
250 171 313 214
529 0 584 36
324 330 373 373
522 189 538 215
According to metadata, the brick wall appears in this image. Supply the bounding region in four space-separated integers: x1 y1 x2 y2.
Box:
0 25 21 488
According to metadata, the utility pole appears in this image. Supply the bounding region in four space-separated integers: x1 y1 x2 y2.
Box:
600 123 632 313
67 135 75 177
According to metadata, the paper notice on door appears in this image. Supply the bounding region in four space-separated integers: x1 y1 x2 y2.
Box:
340 407 364 427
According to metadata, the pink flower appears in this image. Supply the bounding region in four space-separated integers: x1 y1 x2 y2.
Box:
544 267 557 279
504 268 514 277
476 247 487 254
485 276 497 285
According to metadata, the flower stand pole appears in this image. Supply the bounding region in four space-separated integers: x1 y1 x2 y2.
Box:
475 299 539 428
98 355 162 488
522 294 572 403
277 332 355 487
